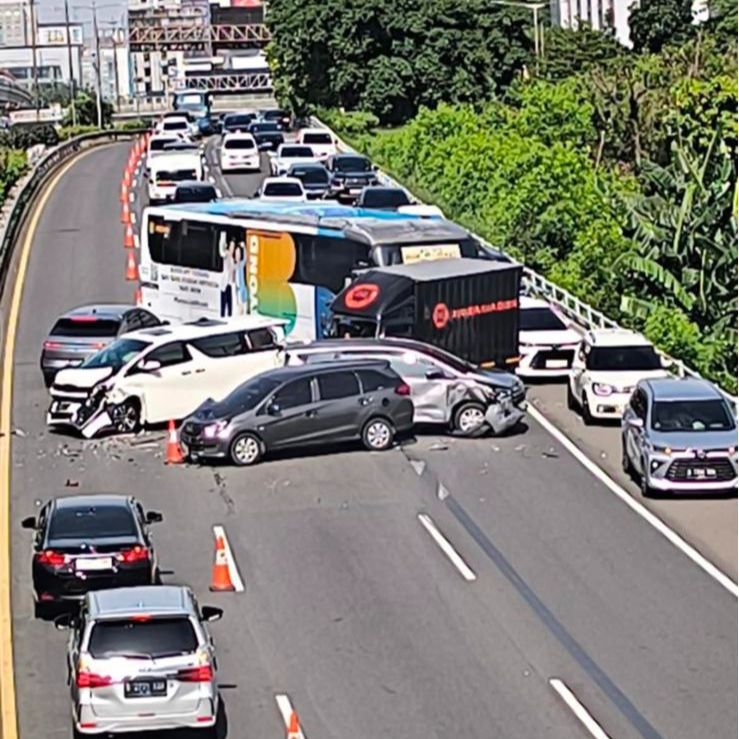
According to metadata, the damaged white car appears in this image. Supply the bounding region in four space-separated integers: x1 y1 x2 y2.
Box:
47 317 286 438
286 338 526 437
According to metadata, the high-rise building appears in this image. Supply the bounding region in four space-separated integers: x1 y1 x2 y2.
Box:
0 0 31 47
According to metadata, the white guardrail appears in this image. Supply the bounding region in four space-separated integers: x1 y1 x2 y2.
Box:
312 116 738 406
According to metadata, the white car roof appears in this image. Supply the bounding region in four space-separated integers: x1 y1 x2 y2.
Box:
299 128 331 136
124 315 286 344
150 152 200 171
586 328 652 347
262 176 303 187
223 132 256 142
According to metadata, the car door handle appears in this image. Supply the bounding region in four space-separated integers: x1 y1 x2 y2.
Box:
195 368 205 374
181 370 192 376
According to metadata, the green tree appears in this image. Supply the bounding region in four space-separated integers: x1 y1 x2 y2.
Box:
629 0 695 53
540 26 626 81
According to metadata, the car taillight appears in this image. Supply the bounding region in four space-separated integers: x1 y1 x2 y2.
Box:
395 383 411 396
116 545 149 564
77 670 113 688
36 550 66 567
43 341 63 350
177 665 213 683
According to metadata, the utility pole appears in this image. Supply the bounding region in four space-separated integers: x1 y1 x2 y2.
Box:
28 0 39 118
92 0 102 127
64 0 77 125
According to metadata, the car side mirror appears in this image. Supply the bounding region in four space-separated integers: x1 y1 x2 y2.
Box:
21 516 36 529
660 356 672 369
201 606 223 623
425 368 445 380
145 511 163 524
139 359 161 373
54 613 76 630
372 164 379 171
267 402 281 416
628 417 644 429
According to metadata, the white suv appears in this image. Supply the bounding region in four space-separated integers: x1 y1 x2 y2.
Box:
567 329 669 423
220 132 260 172
296 128 337 161
47 316 286 438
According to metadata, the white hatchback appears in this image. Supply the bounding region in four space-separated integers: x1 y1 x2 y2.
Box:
256 176 307 202
220 133 260 172
567 329 670 423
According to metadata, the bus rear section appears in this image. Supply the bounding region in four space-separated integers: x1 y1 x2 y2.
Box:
148 154 204 204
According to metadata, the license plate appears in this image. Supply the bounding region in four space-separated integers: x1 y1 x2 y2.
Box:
75 557 112 571
545 359 568 369
688 467 716 479
124 679 167 698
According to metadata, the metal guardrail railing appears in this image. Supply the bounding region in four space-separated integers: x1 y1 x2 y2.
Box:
0 128 147 296
312 116 737 404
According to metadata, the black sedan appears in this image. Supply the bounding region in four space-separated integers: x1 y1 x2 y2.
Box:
287 162 332 199
41 304 162 387
247 120 285 151
355 186 412 210
22 494 163 616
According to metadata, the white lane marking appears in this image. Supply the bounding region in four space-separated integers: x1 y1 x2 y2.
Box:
212 525 245 592
527 406 739 597
549 678 611 739
130 211 136 225
208 175 216 184
128 191 135 203
417 513 476 581
215 189 222 198
275 694 306 738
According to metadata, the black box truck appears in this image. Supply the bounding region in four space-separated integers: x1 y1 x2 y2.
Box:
329 258 522 368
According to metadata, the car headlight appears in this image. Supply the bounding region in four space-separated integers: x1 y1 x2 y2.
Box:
203 419 229 439
592 383 616 397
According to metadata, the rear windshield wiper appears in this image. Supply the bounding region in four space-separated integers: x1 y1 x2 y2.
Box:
97 651 153 660
151 650 194 659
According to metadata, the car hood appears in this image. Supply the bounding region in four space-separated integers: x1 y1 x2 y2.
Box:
53 366 114 389
189 397 236 422
473 368 524 392
520 328 581 346
586 369 669 391
648 428 738 451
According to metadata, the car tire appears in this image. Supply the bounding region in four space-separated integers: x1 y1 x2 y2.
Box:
229 432 263 466
452 402 487 437
566 381 577 410
640 469 656 498
362 418 395 451
621 441 633 477
581 393 595 426
33 600 50 620
111 399 141 434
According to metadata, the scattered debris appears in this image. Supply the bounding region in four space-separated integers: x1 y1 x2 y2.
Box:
11 427 26 437
437 483 450 501
541 448 559 459
491 445 500 452
514 444 526 452
429 442 449 452
410 459 426 476
65 479 79 487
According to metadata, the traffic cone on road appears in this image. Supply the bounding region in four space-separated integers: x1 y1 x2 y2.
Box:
210 536 234 592
120 180 129 202
121 200 131 224
124 223 136 249
165 419 184 465
125 252 138 281
286 711 301 738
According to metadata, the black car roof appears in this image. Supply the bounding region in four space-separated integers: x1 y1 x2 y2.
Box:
266 359 391 383
333 153 370 161
60 304 131 320
52 494 134 510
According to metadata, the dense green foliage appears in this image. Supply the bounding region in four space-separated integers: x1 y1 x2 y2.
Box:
267 0 532 123
0 148 26 201
0 124 59 150
629 0 695 52
325 24 738 390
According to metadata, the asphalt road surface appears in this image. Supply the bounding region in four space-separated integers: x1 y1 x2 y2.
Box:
3 141 737 739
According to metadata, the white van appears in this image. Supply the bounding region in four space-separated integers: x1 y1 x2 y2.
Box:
148 152 204 203
47 316 287 438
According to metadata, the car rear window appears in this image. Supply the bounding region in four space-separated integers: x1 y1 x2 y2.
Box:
225 138 255 150
175 186 216 203
281 146 313 157
163 121 188 131
156 169 197 182
361 189 410 208
293 167 329 184
302 132 332 145
88 617 198 659
358 369 392 392
150 138 177 151
51 317 120 338
48 505 137 540
264 182 302 197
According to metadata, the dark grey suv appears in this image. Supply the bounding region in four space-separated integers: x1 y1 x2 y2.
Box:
179 361 414 465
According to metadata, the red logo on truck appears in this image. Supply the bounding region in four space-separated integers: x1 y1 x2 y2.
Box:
344 283 380 310
431 297 518 330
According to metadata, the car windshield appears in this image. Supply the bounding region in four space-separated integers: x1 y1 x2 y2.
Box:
163 121 188 131
292 167 329 184
88 617 198 659
82 338 150 371
520 307 567 332
221 375 281 413
225 114 253 127
652 399 735 432
49 505 137 541
156 169 197 182
281 146 313 158
264 182 302 196
175 187 216 203
335 156 371 172
225 138 255 150
302 132 332 145
361 189 410 208
251 122 279 132
52 317 120 338
586 345 661 371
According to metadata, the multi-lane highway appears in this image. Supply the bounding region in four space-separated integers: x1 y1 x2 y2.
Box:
0 138 736 739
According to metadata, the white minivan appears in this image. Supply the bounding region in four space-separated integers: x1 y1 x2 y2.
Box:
47 316 286 438
148 152 203 203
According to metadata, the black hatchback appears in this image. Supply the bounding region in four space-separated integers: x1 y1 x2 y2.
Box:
22 494 163 616
180 360 414 465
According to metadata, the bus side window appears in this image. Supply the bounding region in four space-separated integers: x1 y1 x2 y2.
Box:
295 235 370 294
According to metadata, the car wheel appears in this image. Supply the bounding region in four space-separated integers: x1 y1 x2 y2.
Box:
581 394 594 426
566 381 577 410
33 600 50 620
621 441 633 477
453 402 487 437
362 418 394 451
229 432 263 466
640 461 655 497
111 399 141 434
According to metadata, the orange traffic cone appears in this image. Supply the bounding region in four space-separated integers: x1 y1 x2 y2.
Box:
124 223 136 249
121 200 131 224
120 181 129 202
286 711 301 738
165 419 184 464
123 168 132 186
210 536 234 592
125 252 138 281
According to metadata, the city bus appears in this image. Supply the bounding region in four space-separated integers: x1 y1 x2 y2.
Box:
138 200 505 340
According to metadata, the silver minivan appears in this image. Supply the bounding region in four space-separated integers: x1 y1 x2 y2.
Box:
287 338 526 436
56 585 222 737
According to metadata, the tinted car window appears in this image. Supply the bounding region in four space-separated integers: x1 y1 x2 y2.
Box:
280 146 313 157
192 332 245 357
251 122 279 133
334 156 371 172
156 169 197 183
52 318 120 337
358 369 392 392
586 346 661 371
247 328 276 350
273 378 312 409
83 338 150 371
360 189 410 208
88 617 197 659
652 399 735 432
138 310 161 328
302 132 332 145
292 166 329 184
48 505 137 540
222 376 281 413
520 308 567 332
149 138 177 151
174 185 216 203
148 342 190 367
317 371 359 400
224 138 255 150
263 182 302 197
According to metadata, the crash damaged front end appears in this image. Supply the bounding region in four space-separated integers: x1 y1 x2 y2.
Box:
47 382 115 438
448 379 526 436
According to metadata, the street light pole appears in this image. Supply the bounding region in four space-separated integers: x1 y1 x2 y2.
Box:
64 0 77 125
92 0 102 127
28 0 39 118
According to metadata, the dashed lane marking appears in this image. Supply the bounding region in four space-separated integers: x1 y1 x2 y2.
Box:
275 694 306 738
549 678 611 739
417 513 476 581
